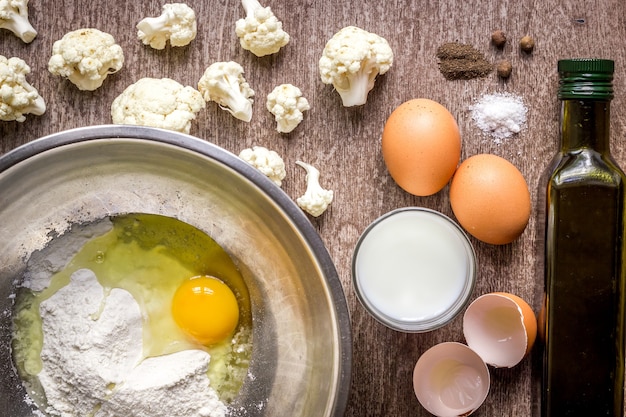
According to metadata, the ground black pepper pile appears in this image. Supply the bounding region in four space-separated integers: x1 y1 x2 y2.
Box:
436 42 493 80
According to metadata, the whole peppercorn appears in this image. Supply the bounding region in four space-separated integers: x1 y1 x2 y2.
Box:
520 35 535 53
497 60 513 78
491 30 507 48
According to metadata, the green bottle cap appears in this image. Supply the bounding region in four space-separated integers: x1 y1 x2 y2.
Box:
558 58 614 100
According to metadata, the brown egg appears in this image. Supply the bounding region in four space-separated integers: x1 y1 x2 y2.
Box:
450 154 530 245
382 99 461 196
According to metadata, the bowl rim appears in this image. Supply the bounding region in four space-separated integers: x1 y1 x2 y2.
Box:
0 124 353 416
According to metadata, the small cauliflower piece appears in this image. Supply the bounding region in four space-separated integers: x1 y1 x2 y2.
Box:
266 84 310 134
0 0 37 43
235 0 289 57
137 3 196 50
111 77 205 134
239 146 286 187
48 28 124 91
319 26 393 107
198 61 254 122
295 161 333 217
0 55 45 122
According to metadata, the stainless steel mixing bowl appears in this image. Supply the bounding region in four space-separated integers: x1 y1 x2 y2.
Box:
0 125 352 417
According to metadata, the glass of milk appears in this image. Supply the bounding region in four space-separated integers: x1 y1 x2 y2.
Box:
352 207 476 332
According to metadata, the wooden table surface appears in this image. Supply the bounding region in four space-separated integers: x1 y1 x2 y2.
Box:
2 1 626 416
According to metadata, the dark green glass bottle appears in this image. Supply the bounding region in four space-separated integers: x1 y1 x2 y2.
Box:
542 59 626 416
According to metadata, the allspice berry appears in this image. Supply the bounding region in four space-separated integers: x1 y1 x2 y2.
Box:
491 30 507 48
497 60 513 78
520 35 535 53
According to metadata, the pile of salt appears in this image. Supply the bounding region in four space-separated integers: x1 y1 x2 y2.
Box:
470 92 528 143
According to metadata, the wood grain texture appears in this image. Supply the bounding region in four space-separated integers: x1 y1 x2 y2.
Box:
2 0 626 416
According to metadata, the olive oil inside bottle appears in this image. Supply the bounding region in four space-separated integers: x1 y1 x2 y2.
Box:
542 59 626 417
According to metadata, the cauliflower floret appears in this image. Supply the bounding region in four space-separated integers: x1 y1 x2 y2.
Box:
239 146 286 187
319 26 393 107
295 161 333 217
0 55 45 122
111 77 205 134
137 3 196 50
48 28 124 91
0 0 36 43
198 61 254 122
235 0 289 57
266 84 310 133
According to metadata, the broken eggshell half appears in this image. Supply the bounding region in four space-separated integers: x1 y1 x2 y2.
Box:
463 292 537 368
413 342 490 417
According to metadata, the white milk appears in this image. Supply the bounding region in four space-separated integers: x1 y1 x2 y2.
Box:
353 209 475 330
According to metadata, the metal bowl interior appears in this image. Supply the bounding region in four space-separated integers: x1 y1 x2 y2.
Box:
0 125 352 417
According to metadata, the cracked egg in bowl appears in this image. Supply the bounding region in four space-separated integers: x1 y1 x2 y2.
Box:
0 125 351 417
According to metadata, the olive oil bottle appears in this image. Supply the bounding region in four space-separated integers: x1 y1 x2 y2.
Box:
542 59 626 416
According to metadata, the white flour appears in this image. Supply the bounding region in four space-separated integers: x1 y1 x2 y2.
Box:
470 92 528 143
22 220 113 292
36 268 227 417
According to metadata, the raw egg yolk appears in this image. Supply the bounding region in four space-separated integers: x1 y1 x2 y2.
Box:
171 276 240 345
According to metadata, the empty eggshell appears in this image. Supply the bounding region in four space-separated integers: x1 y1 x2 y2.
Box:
413 342 490 417
463 292 537 368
